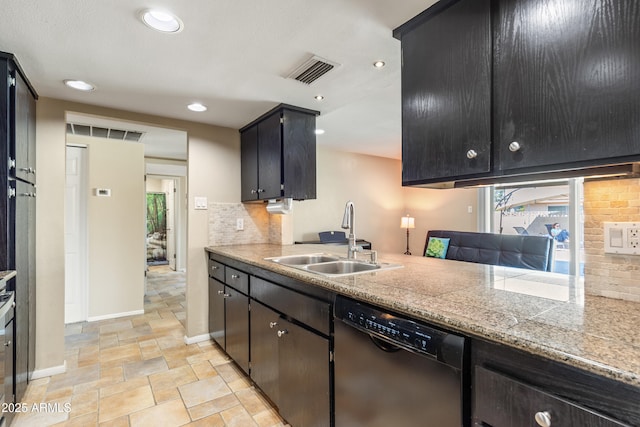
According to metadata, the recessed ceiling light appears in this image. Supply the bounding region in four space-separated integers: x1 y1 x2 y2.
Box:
314 129 325 135
315 95 324 101
141 9 183 33
187 103 207 112
64 80 95 91
373 60 386 68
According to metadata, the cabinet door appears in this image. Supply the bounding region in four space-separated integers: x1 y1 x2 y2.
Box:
14 181 33 401
208 278 225 349
282 109 316 200
474 366 628 427
256 112 282 200
401 0 491 184
250 300 280 406
495 0 640 171
278 317 330 427
14 71 36 183
240 126 259 201
224 286 249 374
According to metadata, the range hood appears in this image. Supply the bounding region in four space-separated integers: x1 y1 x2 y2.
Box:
413 163 640 189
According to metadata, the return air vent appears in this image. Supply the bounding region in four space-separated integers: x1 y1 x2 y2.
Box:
287 55 340 85
66 123 145 142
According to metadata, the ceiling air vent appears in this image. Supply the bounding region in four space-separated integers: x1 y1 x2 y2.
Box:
287 55 340 85
66 123 145 142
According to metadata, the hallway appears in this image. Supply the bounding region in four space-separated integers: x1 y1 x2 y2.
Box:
12 266 286 426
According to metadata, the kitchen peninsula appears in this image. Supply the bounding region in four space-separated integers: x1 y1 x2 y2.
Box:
206 243 640 426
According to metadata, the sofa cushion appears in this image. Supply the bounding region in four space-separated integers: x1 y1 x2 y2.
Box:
424 230 554 272
425 237 450 259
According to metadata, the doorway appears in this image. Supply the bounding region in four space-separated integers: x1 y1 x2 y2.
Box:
64 145 88 323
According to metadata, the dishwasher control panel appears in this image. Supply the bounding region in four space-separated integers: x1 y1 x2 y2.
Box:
334 295 454 360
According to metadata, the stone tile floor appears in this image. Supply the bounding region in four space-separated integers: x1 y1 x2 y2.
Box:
12 266 288 426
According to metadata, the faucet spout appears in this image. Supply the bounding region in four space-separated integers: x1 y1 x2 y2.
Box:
341 201 361 259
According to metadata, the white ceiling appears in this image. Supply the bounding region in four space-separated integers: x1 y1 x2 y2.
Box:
1 0 438 160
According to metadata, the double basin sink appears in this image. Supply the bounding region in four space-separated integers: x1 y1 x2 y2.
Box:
266 253 403 277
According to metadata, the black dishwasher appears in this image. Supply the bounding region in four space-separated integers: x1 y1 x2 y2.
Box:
334 295 468 427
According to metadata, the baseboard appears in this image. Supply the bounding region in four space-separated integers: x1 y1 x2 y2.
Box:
184 333 210 345
31 360 67 380
87 309 144 322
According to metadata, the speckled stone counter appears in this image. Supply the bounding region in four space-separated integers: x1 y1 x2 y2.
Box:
0 270 16 287
206 244 640 388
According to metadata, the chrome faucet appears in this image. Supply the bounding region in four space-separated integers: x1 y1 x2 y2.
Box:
341 200 362 260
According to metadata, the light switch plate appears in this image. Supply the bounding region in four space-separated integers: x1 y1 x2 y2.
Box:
194 196 208 210
604 222 639 255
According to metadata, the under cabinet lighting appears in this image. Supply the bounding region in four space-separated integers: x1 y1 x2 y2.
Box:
315 95 324 101
64 80 95 91
141 9 183 33
373 61 386 68
187 103 207 112
314 129 325 135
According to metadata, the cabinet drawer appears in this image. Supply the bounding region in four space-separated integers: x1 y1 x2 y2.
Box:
208 257 225 282
225 267 249 294
474 366 628 427
251 277 330 336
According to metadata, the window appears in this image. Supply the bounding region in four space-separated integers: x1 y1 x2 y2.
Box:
480 178 584 275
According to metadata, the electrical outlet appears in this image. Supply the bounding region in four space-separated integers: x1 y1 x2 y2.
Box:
604 222 640 255
236 218 244 231
629 228 639 249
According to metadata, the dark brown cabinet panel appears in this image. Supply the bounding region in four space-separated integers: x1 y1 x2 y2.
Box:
224 285 249 374
240 104 318 202
474 366 628 427
472 339 640 427
399 0 492 184
1 52 37 407
208 277 225 348
495 0 640 172
249 300 280 406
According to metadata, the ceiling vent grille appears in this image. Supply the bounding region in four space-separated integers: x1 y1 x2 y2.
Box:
66 123 145 142
287 55 340 85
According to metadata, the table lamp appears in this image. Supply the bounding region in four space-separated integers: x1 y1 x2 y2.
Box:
400 215 415 255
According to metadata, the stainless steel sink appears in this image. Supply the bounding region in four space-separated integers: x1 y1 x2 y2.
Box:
265 253 402 277
266 253 340 266
304 260 381 275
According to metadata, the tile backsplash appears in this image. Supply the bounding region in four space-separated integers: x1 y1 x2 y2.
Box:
208 203 293 246
583 177 640 302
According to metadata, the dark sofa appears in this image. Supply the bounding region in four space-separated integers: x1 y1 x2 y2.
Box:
424 230 555 272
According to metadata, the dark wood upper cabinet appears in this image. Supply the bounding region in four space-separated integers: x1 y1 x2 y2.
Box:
396 0 640 185
240 104 319 202
397 0 492 185
495 0 640 172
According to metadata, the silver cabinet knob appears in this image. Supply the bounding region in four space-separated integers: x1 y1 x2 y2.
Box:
231 274 239 279
211 265 219 270
534 411 551 427
8 158 15 170
277 329 288 338
4 340 11 347
466 149 478 159
257 188 264 193
217 290 224 295
508 141 521 152
251 189 257 194
269 321 278 329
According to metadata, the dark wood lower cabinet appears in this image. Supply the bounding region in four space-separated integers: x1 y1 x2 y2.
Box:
224 285 249 374
208 277 225 348
250 299 330 427
472 339 638 427
474 366 628 427
249 300 280 405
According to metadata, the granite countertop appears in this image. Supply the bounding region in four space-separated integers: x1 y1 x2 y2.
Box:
206 244 640 388
0 270 16 284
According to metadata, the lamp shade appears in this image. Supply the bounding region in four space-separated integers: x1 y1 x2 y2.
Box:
400 215 415 229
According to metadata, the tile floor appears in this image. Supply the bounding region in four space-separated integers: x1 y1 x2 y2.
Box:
12 266 288 426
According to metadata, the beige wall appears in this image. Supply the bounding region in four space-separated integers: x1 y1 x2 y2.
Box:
67 134 146 319
35 97 239 372
584 178 640 302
